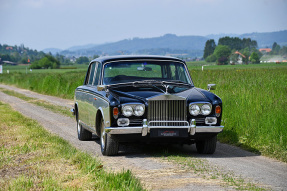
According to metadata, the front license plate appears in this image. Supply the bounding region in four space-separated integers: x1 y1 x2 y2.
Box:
158 130 179 137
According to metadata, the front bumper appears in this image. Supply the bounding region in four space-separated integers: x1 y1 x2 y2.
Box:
105 119 224 136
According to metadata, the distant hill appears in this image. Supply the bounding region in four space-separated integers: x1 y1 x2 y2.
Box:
239 30 287 48
55 30 287 57
42 48 62 55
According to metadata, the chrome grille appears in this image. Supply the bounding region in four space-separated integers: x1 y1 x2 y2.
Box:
148 100 187 126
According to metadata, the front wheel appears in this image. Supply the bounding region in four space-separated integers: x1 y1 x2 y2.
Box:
100 118 119 156
196 135 217 154
77 114 92 141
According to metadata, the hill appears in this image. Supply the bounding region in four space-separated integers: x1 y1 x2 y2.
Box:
54 30 287 58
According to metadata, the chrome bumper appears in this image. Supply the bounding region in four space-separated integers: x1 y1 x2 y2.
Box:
105 119 224 136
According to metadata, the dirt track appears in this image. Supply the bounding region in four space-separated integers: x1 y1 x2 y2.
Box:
0 84 286 190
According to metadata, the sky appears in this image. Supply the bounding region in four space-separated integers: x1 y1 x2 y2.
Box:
0 0 287 50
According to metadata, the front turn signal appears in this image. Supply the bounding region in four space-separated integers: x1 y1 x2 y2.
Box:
113 107 119 118
215 105 221 117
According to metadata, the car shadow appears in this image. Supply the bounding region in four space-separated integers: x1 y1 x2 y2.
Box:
91 133 260 159
93 141 260 159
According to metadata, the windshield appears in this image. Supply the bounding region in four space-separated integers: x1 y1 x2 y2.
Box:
103 60 192 85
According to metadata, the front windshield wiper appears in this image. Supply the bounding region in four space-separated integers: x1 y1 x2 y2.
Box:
133 80 165 93
162 80 192 87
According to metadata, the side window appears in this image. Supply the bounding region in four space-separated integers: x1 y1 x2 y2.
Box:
176 65 188 83
170 64 177 80
93 62 102 85
88 63 96 85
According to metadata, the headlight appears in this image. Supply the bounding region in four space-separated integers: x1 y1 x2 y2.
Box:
134 105 145 116
201 104 212 115
189 104 200 116
122 105 133 117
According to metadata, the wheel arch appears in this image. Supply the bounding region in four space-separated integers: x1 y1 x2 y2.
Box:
95 107 104 137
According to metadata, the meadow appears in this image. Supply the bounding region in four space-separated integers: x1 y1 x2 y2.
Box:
0 62 286 162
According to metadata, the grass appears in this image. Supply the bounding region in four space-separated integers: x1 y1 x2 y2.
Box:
190 66 287 162
0 63 286 162
0 89 73 118
0 101 144 190
0 72 85 99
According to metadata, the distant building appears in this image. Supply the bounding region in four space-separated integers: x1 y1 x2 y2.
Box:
259 48 272 53
230 51 246 64
5 46 13 50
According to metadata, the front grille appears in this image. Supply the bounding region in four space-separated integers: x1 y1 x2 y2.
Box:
129 119 143 126
195 118 205 125
148 99 187 126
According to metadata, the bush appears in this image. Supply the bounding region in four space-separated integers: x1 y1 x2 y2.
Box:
205 54 217 62
30 55 60 69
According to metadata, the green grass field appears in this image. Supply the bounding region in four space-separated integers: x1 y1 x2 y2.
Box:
0 102 144 190
0 62 286 162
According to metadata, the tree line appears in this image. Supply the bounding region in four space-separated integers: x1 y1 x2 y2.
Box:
203 37 261 65
0 44 99 69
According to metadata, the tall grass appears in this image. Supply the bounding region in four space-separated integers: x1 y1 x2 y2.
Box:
190 67 287 161
0 72 85 99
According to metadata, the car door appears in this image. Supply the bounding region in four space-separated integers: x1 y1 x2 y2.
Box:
77 62 96 128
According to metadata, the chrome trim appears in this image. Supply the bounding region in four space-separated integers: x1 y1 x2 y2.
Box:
148 95 187 126
195 126 224 133
105 118 224 135
70 108 75 115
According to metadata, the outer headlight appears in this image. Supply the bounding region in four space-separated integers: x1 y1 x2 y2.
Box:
122 105 133 117
189 104 200 116
134 105 145 116
201 104 212 115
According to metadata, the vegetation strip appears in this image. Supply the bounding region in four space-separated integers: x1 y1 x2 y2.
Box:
0 101 144 190
0 88 73 118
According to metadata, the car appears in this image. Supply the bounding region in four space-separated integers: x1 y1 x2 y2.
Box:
72 55 223 156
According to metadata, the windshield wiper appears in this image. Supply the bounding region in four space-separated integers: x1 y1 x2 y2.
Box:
133 81 165 93
162 80 192 87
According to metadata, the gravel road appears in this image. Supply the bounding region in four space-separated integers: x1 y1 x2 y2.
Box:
0 84 286 190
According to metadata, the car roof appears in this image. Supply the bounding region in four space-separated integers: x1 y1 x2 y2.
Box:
91 55 185 63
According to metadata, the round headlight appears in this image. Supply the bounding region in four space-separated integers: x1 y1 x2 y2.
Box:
201 104 212 115
122 105 133 117
189 104 200 116
134 105 145 116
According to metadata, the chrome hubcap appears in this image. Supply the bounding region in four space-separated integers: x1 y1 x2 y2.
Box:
77 121 81 135
100 120 105 150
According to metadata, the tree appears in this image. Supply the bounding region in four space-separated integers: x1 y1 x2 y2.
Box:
30 55 60 69
213 45 231 65
250 52 260 64
242 48 251 65
76 56 89 64
203 39 216 59
205 54 217 62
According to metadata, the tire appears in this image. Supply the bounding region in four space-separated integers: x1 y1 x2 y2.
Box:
196 135 217 154
100 118 119 156
77 114 92 141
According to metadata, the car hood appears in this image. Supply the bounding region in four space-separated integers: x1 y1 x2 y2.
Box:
109 86 213 104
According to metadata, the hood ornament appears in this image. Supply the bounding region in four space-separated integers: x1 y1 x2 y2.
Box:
162 85 169 94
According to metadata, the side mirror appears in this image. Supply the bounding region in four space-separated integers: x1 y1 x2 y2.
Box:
207 84 216 91
97 85 106 91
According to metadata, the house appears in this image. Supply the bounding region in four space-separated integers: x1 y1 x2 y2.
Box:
259 48 271 54
230 51 246 64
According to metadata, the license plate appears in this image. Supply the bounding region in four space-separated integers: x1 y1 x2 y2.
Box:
158 130 179 137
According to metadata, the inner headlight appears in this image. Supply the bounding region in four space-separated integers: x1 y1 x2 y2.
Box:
201 104 212 115
189 104 200 116
134 105 145 116
122 105 133 117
